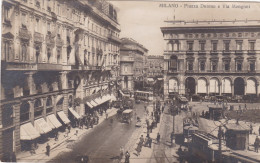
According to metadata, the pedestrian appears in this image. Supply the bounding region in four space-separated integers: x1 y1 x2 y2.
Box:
46 143 50 156
148 136 152 148
157 133 160 144
30 143 36 155
106 113 108 119
68 124 71 133
139 135 144 145
254 136 259 153
162 106 164 113
250 124 253 134
125 151 130 163
55 131 59 141
119 146 124 161
170 131 174 146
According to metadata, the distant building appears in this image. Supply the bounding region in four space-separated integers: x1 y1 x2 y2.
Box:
1 0 120 158
146 55 164 78
161 19 260 98
120 38 148 91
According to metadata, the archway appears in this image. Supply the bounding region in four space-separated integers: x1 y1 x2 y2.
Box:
209 78 220 95
168 78 178 93
246 78 256 95
185 77 196 95
197 78 207 94
234 77 245 95
222 78 232 95
124 76 129 89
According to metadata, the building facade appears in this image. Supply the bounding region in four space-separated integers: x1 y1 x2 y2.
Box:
120 38 148 91
1 0 120 158
161 20 260 98
146 55 164 78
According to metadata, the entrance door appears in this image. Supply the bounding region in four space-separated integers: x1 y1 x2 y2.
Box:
234 77 245 95
2 128 14 160
185 77 196 95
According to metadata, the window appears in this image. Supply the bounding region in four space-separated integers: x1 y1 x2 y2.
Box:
249 42 255 50
188 62 193 71
211 61 217 71
188 42 193 51
34 99 43 117
200 61 205 71
200 42 205 51
57 4 60 15
4 41 11 61
57 49 61 63
21 13 27 27
224 61 230 71
47 47 51 62
249 61 255 72
47 22 51 32
21 43 27 61
20 102 30 122
46 97 53 114
238 33 242 37
224 42 230 51
236 41 243 51
212 42 217 51
35 18 40 32
3 6 10 22
35 46 40 63
236 61 242 71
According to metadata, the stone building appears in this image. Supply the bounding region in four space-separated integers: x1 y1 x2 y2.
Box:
161 20 260 98
147 55 164 78
1 0 120 158
120 38 148 91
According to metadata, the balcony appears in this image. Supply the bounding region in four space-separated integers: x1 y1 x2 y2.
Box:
186 50 194 55
120 56 134 62
46 33 55 46
235 50 243 55
19 27 31 40
34 32 44 43
198 50 206 55
248 50 256 55
108 34 121 44
37 63 62 71
4 62 37 71
167 69 180 74
223 50 231 55
210 50 218 55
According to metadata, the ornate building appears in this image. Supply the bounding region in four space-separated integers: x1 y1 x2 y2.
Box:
146 55 164 78
1 0 120 158
120 38 148 91
161 20 260 98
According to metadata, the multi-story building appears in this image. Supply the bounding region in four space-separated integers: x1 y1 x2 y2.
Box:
147 55 164 77
161 20 260 98
1 0 120 158
120 38 148 91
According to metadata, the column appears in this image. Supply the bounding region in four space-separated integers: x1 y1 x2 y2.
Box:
13 103 21 153
52 95 57 116
0 105 2 159
25 72 36 95
195 80 198 95
256 82 259 97
60 71 68 90
219 83 222 95
206 83 210 95
231 83 234 96
42 97 47 118
28 100 35 125
244 83 247 95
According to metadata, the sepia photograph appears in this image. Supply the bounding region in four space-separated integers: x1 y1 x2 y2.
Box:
0 0 260 162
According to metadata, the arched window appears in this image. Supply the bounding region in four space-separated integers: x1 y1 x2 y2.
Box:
34 99 43 117
20 102 30 122
46 96 53 113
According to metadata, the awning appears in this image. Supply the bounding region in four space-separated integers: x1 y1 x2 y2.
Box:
86 102 93 108
57 111 70 124
111 94 117 101
69 107 81 119
34 118 52 134
47 114 62 129
147 78 154 82
96 87 101 92
157 78 163 80
101 95 111 103
90 100 98 107
20 122 41 140
94 97 102 105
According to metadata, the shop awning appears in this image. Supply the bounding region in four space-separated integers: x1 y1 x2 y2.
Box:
90 100 98 107
20 122 41 140
111 94 117 101
34 118 52 134
101 95 111 103
147 78 154 82
94 98 102 105
47 114 62 129
69 107 81 119
86 102 93 108
96 87 101 92
57 111 70 124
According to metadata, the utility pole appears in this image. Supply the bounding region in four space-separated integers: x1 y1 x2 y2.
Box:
218 126 222 162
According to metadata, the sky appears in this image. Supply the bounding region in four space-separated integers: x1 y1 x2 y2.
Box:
110 0 260 56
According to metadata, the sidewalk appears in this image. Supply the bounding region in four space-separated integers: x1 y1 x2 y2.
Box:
17 107 118 162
